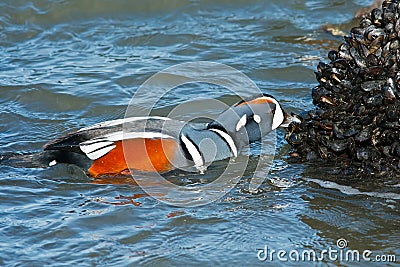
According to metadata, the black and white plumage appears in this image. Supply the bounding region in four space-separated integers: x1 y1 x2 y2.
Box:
2 94 300 177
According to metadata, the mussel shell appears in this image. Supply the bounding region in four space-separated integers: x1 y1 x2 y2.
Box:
382 85 397 99
343 125 362 137
287 132 304 145
386 108 399 120
329 139 348 152
356 147 370 160
328 50 338 61
366 54 380 66
371 8 383 25
360 80 385 92
355 126 372 142
360 17 372 28
365 94 383 107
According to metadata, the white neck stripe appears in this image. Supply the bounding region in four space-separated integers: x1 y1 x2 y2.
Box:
209 128 238 158
180 134 205 172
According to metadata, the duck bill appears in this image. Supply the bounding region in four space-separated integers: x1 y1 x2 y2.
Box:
280 113 301 128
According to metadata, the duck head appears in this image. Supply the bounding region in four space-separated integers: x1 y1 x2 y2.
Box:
207 94 300 147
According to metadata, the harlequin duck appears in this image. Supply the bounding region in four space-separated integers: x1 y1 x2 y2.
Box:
36 94 300 177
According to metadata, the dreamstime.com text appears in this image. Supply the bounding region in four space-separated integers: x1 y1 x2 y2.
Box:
256 238 397 263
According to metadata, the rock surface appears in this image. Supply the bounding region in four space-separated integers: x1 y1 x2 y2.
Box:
286 0 400 177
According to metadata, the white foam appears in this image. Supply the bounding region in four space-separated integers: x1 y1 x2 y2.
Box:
307 178 400 200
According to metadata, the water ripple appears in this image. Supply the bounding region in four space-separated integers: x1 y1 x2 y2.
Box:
1 0 398 265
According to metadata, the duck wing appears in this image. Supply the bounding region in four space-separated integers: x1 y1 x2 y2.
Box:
43 116 184 160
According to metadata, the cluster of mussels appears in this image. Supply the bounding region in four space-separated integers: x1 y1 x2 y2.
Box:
286 0 400 177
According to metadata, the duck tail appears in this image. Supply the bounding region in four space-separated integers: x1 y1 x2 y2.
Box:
0 150 89 169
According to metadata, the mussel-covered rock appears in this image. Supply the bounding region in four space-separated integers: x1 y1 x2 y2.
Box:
286 0 400 177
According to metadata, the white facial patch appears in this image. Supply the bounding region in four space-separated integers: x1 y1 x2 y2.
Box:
253 114 261 124
236 114 247 131
267 98 285 130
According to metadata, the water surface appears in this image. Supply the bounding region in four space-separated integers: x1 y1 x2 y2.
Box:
0 0 399 266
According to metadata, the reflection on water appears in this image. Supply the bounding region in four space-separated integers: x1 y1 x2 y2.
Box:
0 0 398 265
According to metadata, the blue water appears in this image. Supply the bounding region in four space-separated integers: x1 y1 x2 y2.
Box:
0 1 398 266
